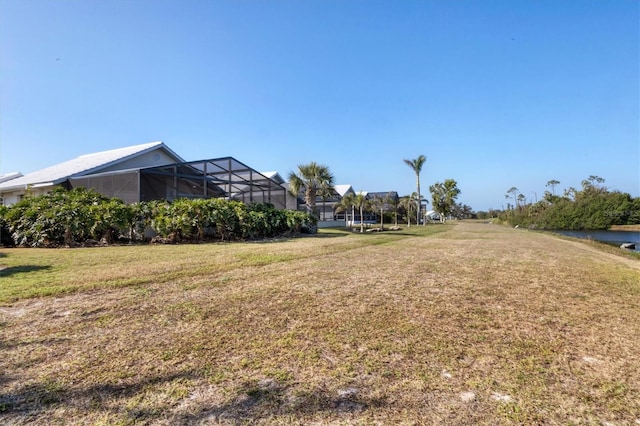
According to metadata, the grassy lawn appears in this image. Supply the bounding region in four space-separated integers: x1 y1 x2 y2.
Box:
1 222 639 425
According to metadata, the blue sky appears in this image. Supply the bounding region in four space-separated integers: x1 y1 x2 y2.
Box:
1 0 638 211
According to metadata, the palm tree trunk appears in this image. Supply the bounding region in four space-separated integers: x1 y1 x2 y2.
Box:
416 175 421 225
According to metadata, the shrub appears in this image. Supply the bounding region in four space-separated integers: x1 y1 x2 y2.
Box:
2 187 316 246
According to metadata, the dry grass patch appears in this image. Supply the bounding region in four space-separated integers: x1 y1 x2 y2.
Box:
1 223 639 424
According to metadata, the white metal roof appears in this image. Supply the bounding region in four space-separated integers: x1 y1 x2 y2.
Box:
334 184 354 197
0 172 22 184
261 171 285 184
0 141 183 191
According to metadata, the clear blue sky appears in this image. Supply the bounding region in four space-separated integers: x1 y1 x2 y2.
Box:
1 0 638 211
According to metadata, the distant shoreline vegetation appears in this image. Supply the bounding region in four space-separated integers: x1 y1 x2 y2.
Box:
476 176 640 231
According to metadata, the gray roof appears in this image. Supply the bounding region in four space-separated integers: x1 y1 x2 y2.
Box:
0 141 183 191
366 191 399 200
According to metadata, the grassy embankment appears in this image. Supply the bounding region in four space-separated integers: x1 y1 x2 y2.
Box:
609 224 640 231
1 222 639 425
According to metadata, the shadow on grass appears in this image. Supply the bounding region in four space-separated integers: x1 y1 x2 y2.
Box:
173 380 387 423
0 265 51 277
307 232 349 239
0 371 387 422
0 372 196 417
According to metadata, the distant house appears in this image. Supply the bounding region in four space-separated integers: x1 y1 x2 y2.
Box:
425 210 441 221
0 142 288 208
350 191 399 226
309 187 399 227
320 184 356 221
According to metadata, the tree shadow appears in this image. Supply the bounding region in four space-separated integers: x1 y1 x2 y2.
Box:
0 371 387 423
0 371 196 417
174 381 387 424
307 228 358 238
0 265 51 277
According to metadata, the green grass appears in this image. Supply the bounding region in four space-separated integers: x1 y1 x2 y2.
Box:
0 224 452 304
1 222 638 424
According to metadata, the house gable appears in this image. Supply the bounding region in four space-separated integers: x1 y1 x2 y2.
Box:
0 142 184 205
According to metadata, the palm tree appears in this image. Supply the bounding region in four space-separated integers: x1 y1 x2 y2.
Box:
390 193 400 226
353 192 369 233
317 181 334 221
399 193 418 227
288 162 334 219
334 192 356 228
370 192 393 230
334 191 368 232
403 155 426 225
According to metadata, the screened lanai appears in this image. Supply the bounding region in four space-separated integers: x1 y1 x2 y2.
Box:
68 157 288 209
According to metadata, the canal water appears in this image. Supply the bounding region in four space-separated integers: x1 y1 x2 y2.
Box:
553 230 640 252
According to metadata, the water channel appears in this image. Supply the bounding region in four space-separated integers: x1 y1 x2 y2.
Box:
553 230 640 252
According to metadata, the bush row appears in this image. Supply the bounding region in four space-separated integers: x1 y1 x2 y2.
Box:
497 185 639 230
0 187 316 247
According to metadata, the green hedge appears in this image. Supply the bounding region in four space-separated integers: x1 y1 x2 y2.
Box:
498 184 640 230
0 187 316 247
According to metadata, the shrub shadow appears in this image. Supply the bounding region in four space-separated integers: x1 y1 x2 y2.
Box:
0 265 51 277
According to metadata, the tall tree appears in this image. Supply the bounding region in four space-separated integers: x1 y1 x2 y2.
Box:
506 187 519 209
403 155 426 224
287 162 334 219
430 179 461 222
546 179 560 195
517 193 527 209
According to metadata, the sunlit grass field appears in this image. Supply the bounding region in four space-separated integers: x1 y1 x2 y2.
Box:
1 222 639 425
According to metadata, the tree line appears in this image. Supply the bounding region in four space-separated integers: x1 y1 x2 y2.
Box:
482 176 640 230
287 155 467 231
0 188 316 247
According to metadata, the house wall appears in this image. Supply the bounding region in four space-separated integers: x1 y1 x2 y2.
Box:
0 148 180 206
1 186 52 206
100 149 178 172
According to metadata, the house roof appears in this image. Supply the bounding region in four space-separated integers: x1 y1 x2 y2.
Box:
0 141 184 192
261 171 285 184
366 191 399 200
0 172 22 184
334 184 354 197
